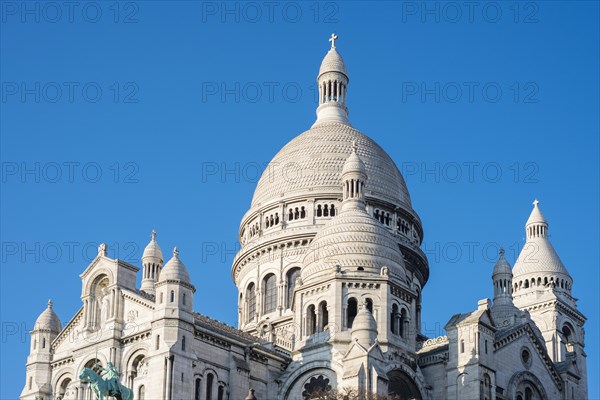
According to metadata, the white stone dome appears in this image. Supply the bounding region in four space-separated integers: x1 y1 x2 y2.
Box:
318 48 348 78
142 230 163 262
512 238 571 278
250 122 412 210
158 248 190 283
512 201 571 281
301 207 406 283
351 303 378 347
34 300 61 333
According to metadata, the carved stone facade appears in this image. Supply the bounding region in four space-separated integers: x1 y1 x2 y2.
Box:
21 36 587 400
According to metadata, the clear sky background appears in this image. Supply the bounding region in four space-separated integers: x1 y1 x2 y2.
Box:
1 1 598 398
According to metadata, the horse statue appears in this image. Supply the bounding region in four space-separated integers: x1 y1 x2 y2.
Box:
79 367 133 400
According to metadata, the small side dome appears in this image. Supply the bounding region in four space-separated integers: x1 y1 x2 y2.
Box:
341 142 366 177
492 248 512 276
142 230 163 262
34 300 61 333
158 247 190 283
351 301 378 347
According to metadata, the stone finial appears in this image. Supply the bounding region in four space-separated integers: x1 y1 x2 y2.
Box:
173 247 179 257
329 33 338 49
98 243 107 256
48 299 53 309
351 140 357 154
245 388 257 400
151 229 157 241
533 199 539 207
499 247 505 257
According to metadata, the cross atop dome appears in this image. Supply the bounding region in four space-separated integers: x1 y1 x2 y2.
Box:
533 199 539 207
329 33 338 49
151 229 157 241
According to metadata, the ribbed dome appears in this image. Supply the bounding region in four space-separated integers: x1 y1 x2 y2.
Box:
250 123 411 209
34 300 61 333
301 207 406 283
319 48 347 78
159 248 190 283
142 230 163 262
512 238 570 277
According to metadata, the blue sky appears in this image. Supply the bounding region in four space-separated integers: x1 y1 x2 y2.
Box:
1 1 598 398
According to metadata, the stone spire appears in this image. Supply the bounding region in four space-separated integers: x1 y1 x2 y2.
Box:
341 141 367 212
313 33 351 127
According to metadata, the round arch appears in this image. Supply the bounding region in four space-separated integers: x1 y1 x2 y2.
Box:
52 369 75 399
507 371 549 400
84 269 115 295
278 360 343 400
384 364 428 400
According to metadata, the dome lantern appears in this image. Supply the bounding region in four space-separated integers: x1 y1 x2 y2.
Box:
313 33 351 127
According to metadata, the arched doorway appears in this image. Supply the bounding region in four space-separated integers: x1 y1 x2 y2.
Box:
387 370 422 400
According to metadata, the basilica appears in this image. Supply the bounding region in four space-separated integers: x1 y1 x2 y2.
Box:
21 35 588 400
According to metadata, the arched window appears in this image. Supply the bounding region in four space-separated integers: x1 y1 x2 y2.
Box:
263 274 277 314
347 298 358 329
317 205 322 217
294 208 300 219
323 204 329 217
182 336 186 351
170 290 175 302
194 378 201 400
301 206 306 218
330 204 336 217
365 298 373 313
246 283 256 322
286 268 301 308
275 213 279 225
391 304 399 334
307 305 316 335
42 338 46 349
318 301 329 331
480 374 491 400
206 373 214 400
289 209 294 221
183 293 186 305
460 339 465 353
156 335 160 350
160 291 164 304
138 385 145 400
218 386 225 400
399 308 407 338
